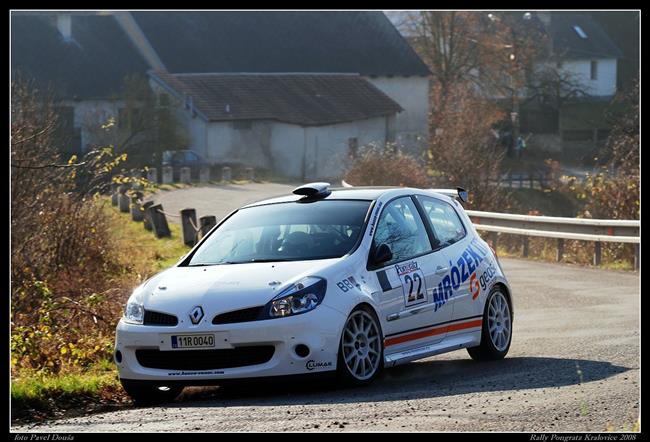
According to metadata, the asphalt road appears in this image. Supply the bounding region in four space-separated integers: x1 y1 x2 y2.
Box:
144 182 300 224
13 185 640 432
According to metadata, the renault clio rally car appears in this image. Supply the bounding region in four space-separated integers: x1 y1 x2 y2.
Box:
115 183 513 403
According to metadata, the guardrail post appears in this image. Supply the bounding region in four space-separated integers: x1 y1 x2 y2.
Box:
130 191 144 222
529 173 534 189
198 215 217 240
118 184 130 213
634 244 639 271
556 239 564 262
111 183 119 206
593 241 602 266
508 172 513 188
142 201 154 231
180 208 198 247
490 232 498 250
148 204 171 238
222 166 232 182
522 236 529 258
245 167 255 181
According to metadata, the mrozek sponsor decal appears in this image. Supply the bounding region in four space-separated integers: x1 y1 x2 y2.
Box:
306 360 333 370
432 238 491 311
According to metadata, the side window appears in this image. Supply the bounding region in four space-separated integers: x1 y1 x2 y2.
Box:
372 197 432 266
417 196 467 247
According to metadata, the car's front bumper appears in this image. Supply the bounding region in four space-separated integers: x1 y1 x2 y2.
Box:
114 305 345 382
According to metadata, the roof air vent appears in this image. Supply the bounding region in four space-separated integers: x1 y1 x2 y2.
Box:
292 182 331 199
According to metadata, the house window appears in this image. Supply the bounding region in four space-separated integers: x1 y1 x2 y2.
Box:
232 120 252 130
590 60 598 80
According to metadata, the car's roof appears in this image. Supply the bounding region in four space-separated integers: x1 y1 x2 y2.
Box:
243 186 452 208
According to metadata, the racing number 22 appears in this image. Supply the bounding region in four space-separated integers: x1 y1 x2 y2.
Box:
404 273 424 303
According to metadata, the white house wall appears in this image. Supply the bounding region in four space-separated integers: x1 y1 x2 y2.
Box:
364 76 430 155
558 58 617 97
65 99 123 151
199 116 391 179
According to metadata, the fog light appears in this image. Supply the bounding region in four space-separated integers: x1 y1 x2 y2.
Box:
294 344 310 358
115 350 123 363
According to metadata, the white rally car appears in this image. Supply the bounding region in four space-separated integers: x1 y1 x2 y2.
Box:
115 183 513 403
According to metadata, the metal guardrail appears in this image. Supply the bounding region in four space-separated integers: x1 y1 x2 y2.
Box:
465 210 640 270
465 210 640 243
341 181 640 269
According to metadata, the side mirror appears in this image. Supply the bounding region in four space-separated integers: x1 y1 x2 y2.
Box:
371 243 393 267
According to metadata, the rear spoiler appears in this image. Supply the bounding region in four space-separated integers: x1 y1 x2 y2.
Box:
340 180 468 203
429 188 469 203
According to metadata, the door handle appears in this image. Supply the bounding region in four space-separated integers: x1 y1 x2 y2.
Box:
435 266 449 275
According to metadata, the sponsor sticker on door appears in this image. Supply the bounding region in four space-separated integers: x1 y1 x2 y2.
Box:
395 260 427 307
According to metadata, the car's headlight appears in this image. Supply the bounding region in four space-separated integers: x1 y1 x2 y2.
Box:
123 294 145 325
267 276 327 318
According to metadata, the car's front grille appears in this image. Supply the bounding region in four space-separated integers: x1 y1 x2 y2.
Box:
135 346 275 370
143 310 178 326
212 306 265 324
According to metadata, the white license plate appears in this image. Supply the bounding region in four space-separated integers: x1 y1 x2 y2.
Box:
171 334 215 349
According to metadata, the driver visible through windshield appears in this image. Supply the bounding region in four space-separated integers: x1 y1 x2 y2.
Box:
186 200 372 265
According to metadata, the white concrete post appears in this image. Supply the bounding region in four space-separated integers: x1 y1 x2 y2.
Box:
180 167 191 184
221 166 232 182
146 167 157 183
199 166 210 182
162 166 173 184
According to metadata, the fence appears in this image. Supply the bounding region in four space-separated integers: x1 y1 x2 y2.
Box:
111 183 218 247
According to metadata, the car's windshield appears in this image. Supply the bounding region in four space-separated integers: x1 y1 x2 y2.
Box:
186 200 372 265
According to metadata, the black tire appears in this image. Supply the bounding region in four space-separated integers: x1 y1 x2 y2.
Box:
120 379 184 405
467 286 512 361
336 305 384 386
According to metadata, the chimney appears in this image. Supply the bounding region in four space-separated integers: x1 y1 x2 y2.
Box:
57 14 72 41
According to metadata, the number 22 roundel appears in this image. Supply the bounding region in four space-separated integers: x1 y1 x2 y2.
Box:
395 261 428 308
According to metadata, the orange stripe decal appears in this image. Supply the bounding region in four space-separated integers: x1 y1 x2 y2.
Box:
384 319 482 347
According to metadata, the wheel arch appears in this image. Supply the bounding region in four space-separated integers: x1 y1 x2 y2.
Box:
491 281 514 321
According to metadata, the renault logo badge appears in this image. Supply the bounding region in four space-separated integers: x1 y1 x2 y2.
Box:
189 306 204 325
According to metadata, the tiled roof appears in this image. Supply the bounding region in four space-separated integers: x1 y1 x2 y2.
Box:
11 13 149 99
133 11 431 76
549 13 624 59
150 71 403 126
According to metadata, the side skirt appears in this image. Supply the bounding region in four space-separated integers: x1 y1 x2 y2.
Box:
383 331 481 368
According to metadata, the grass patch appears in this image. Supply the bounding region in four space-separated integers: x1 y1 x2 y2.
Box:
12 203 192 423
11 364 128 423
104 201 191 274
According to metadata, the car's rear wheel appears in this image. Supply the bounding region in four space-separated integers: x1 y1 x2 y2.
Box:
120 379 184 405
467 287 512 361
337 305 384 386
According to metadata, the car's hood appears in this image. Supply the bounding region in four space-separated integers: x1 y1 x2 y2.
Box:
138 258 340 315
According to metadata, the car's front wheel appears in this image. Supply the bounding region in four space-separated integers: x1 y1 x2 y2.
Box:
120 379 184 405
467 287 512 361
337 305 384 386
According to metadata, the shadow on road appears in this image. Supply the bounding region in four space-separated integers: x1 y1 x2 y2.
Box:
166 356 629 408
